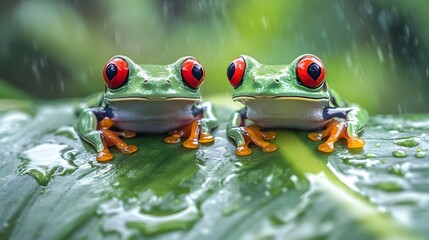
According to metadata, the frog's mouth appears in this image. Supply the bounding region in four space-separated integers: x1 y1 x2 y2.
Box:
105 96 201 102
233 95 329 102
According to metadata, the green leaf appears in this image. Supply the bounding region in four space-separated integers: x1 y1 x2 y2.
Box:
0 100 428 239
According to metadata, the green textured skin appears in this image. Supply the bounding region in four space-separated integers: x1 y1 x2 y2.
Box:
233 55 330 100
104 56 201 101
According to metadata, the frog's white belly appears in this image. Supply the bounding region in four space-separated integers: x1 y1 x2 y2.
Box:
243 98 330 130
108 100 197 133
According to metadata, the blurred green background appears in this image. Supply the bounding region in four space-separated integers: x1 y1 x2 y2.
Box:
1 0 428 114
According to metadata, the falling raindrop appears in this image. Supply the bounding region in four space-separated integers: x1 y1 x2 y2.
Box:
376 46 384 62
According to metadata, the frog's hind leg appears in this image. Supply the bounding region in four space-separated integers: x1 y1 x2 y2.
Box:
236 134 253 156
97 117 137 160
99 129 138 154
248 125 276 140
235 125 278 156
165 103 218 148
198 102 217 143
183 119 202 148
165 119 203 149
308 120 365 153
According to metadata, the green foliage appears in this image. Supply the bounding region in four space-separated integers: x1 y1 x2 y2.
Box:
0 100 428 239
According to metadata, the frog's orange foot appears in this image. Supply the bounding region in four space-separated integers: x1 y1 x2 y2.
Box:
165 119 214 148
237 125 278 156
96 117 138 161
308 121 365 153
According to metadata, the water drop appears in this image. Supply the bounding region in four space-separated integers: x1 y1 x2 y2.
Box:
99 198 201 237
392 150 407 158
393 136 420 148
389 163 410 177
375 143 381 147
415 151 426 158
19 143 78 186
373 181 404 192
347 159 379 167
222 204 241 216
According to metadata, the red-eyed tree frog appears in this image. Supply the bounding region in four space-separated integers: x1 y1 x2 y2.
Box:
226 54 368 155
76 56 218 161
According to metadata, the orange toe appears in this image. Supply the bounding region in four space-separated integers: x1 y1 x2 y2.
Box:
262 143 278 152
199 132 215 143
165 135 181 144
348 137 365 149
183 139 199 149
121 145 138 154
97 151 114 162
121 130 136 138
263 131 277 140
308 132 323 141
318 142 335 153
236 145 252 156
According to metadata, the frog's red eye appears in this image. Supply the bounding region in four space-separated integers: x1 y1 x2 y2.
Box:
103 57 129 89
181 58 205 89
296 55 326 89
227 57 246 88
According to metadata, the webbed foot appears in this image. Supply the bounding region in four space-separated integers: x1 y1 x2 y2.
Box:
308 120 365 153
235 125 277 156
96 117 138 161
165 119 215 148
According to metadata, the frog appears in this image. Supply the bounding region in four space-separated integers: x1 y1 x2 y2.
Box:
226 54 368 155
76 55 218 161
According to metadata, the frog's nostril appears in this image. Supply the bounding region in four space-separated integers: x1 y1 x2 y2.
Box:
166 79 171 84
144 79 149 84
274 78 280 83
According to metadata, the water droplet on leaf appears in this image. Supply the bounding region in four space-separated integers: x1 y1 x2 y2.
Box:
392 150 407 158
393 137 420 148
19 143 78 186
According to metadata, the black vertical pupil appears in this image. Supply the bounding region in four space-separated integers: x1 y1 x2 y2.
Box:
227 62 235 81
307 62 321 81
192 64 203 81
105 63 118 81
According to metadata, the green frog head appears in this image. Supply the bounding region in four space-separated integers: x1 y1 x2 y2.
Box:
102 55 205 102
227 54 330 102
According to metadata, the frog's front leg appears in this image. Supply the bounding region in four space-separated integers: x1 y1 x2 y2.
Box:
308 105 368 152
227 108 277 156
164 102 218 148
77 109 137 161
